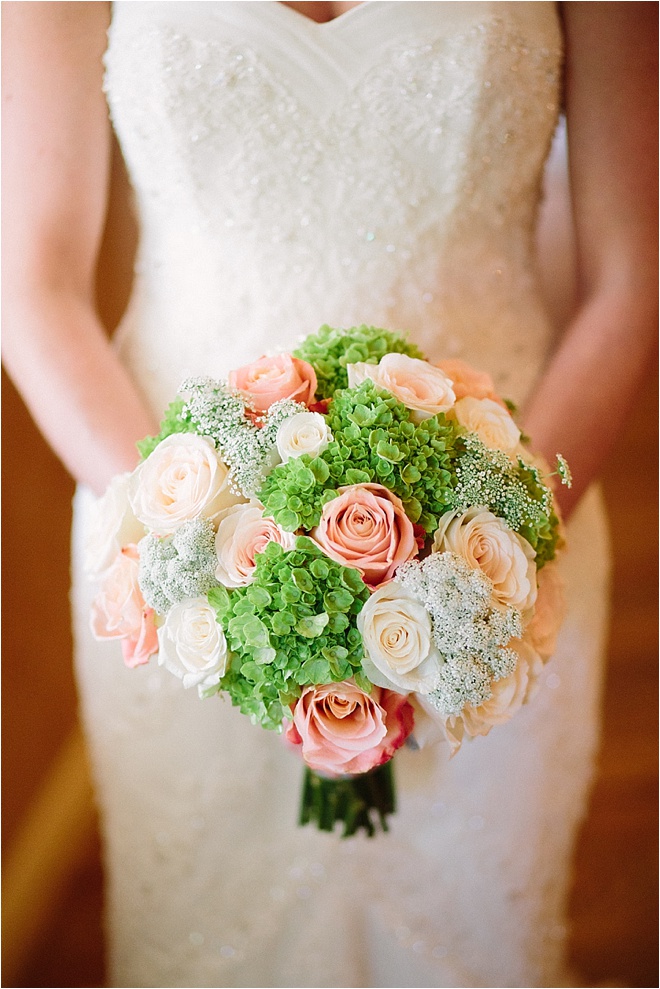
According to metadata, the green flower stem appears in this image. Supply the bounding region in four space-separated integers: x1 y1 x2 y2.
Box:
299 761 396 838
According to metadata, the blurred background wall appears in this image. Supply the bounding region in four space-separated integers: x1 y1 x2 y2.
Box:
2 125 658 987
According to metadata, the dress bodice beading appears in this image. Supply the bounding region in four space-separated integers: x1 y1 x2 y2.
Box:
104 1 562 413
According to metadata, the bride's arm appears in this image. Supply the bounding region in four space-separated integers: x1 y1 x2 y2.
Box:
523 3 657 518
2 2 157 495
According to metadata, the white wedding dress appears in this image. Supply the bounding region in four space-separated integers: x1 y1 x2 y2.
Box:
71 3 611 986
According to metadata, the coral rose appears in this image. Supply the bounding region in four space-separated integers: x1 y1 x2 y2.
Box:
229 353 317 412
453 396 520 452
436 358 506 407
214 502 295 587
433 508 537 614
129 433 240 535
347 353 455 421
121 607 158 669
310 483 417 588
285 681 414 777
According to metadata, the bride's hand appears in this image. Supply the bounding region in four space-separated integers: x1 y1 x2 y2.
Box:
2 2 157 494
523 3 657 520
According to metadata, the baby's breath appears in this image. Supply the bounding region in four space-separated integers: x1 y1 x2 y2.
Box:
180 377 305 497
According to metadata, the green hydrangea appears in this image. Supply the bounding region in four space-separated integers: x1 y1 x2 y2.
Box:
293 324 426 399
257 380 460 534
450 434 560 568
208 537 371 731
136 398 197 460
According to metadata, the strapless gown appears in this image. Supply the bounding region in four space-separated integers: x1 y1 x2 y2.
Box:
71 3 611 986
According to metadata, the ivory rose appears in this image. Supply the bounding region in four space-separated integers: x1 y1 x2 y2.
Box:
285 681 414 777
461 639 540 736
214 502 295 587
91 545 158 668
436 358 505 407
453 396 520 452
347 353 455 421
83 472 145 579
129 433 240 535
229 353 317 412
276 411 332 462
357 581 441 694
524 561 565 660
310 483 417 588
433 508 537 614
157 597 229 693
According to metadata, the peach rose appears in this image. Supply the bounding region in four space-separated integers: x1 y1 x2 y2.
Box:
129 433 241 535
91 545 144 640
121 607 158 669
436 358 506 407
524 561 566 660
453 396 520 452
229 353 317 412
91 546 158 667
214 502 296 587
433 508 537 614
461 640 539 737
347 353 455 421
310 483 417 588
285 681 414 777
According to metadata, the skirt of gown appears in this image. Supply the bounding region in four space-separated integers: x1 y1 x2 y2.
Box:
71 481 610 989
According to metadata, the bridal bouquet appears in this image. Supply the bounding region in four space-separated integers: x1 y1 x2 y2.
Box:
88 324 570 836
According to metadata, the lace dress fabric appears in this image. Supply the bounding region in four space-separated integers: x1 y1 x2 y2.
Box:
71 3 610 986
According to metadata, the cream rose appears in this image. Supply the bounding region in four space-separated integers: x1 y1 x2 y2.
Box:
83 472 145 579
524 561 565 660
129 433 241 535
453 396 520 452
157 597 228 694
228 353 317 412
347 353 455 421
357 581 441 694
311 483 417 588
214 502 296 587
276 411 332 462
461 640 539 737
433 508 537 614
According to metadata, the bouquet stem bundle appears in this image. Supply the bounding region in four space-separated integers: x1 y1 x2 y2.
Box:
300 762 395 838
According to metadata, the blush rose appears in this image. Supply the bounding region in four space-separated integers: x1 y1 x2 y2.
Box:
453 396 520 453
229 353 317 412
285 681 414 777
310 483 417 588
90 545 158 668
214 502 295 587
347 353 455 421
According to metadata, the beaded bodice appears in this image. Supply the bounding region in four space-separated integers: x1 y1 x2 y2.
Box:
105 1 562 413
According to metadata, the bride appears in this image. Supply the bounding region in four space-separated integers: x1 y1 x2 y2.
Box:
3 2 656 987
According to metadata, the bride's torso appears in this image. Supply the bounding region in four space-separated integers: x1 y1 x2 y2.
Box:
104 0 562 413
